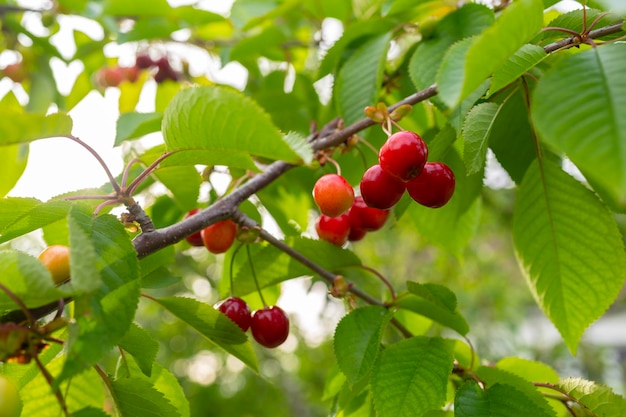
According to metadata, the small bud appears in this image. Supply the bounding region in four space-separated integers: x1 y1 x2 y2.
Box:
389 104 413 121
329 275 352 298
237 225 261 244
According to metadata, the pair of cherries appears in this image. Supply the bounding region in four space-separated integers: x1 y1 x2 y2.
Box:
184 210 237 254
217 297 289 348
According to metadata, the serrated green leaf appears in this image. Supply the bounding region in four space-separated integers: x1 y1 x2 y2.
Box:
559 377 626 416
396 286 469 336
162 86 304 170
478 366 556 416
513 159 626 353
496 357 560 385
115 112 162 146
58 214 141 383
371 337 454 417
532 43 626 206
489 44 546 95
334 306 392 386
489 90 536 184
111 378 180 417
232 237 362 297
462 102 501 175
0 112 73 145
68 207 102 293
438 0 543 107
335 32 392 126
71 407 111 417
0 198 73 244
0 250 70 309
150 296 258 372
119 323 159 377
0 144 28 198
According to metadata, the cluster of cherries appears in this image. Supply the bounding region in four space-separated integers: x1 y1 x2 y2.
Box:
96 52 180 88
314 130 455 246
183 210 290 348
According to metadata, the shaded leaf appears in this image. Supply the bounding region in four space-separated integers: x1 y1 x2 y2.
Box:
462 102 501 175
119 323 159 377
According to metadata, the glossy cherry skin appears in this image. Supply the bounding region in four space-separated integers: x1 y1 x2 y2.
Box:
201 219 237 254
250 306 290 348
217 297 251 332
379 131 428 182
406 162 455 208
348 227 367 242
183 209 204 247
38 245 70 285
313 174 355 217
348 196 389 232
315 214 350 246
359 165 406 210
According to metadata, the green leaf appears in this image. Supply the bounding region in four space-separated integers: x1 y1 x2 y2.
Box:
531 43 626 206
489 44 547 95
0 250 70 309
371 337 454 417
0 144 28 198
151 296 258 372
119 323 159 377
513 159 626 353
396 283 469 335
230 26 287 62
68 207 102 293
462 102 501 175
115 112 162 146
0 112 73 146
110 378 180 417
72 408 111 417
0 198 72 244
496 357 560 385
335 32 392 126
103 0 172 16
559 377 626 416
437 0 544 107
58 214 141 383
334 306 392 386
162 86 307 170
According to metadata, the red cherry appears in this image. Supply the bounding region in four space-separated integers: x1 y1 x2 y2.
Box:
348 196 389 232
315 214 350 246
97 67 124 87
379 131 428 182
217 297 251 332
120 66 139 83
313 174 355 217
201 219 237 254
406 162 455 208
359 165 406 210
2 63 27 83
135 53 154 69
250 306 289 348
154 57 179 83
183 209 204 247
348 227 367 242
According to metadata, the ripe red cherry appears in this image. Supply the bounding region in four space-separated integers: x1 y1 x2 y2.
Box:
201 219 237 254
217 297 251 332
359 165 406 210
313 174 355 217
315 214 350 246
348 196 389 232
406 162 455 208
97 67 124 87
348 227 367 242
135 53 154 69
183 209 204 247
250 306 289 348
379 131 428 182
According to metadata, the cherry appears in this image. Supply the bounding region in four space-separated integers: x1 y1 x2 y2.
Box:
201 219 237 254
135 53 154 69
250 306 289 348
120 66 139 83
406 162 455 208
1 63 27 83
183 209 204 247
154 57 179 83
348 196 389 232
0 375 22 417
313 173 354 217
97 67 124 87
38 245 70 285
348 227 367 242
379 131 428 182
315 214 350 246
217 297 251 332
359 164 406 210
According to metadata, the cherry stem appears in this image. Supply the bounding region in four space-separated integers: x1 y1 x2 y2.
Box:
246 244 266 307
357 137 380 156
463 335 476 371
325 156 342 176
64 135 121 194
229 243 245 297
0 282 35 325
347 264 396 302
125 151 178 196
122 157 141 189
34 354 70 417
